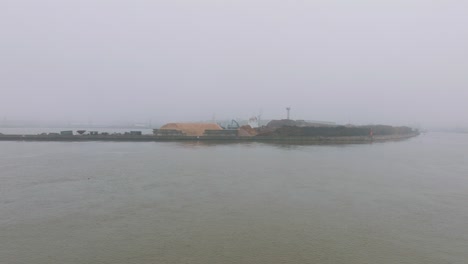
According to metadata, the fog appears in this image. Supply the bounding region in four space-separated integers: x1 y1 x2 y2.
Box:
1 0 467 128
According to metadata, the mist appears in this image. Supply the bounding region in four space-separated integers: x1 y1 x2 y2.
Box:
1 0 467 128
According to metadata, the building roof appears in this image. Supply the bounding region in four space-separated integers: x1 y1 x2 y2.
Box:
159 123 223 136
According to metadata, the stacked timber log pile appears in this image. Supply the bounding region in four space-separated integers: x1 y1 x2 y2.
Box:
159 123 222 136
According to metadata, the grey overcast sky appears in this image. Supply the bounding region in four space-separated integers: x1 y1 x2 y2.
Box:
1 0 467 127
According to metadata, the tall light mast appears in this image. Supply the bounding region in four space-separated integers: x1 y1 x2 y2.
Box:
286 107 291 120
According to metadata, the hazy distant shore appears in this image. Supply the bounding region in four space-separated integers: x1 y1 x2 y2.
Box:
0 133 419 144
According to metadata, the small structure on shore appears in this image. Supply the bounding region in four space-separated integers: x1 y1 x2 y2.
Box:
130 131 142 136
60 130 73 136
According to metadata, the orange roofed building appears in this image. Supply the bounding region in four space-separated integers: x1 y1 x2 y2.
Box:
158 123 223 136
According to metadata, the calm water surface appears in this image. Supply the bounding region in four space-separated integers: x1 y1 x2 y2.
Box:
1 132 467 264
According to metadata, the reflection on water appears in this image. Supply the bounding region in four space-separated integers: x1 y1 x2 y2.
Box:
173 140 258 148
0 132 467 264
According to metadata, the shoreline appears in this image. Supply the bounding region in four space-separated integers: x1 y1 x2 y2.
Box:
0 133 419 144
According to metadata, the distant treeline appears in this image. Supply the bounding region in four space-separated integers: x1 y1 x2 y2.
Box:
259 125 417 137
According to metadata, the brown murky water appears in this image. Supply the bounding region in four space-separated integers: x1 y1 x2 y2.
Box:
1 132 467 263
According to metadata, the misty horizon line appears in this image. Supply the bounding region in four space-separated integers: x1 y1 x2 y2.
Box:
0 118 465 131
